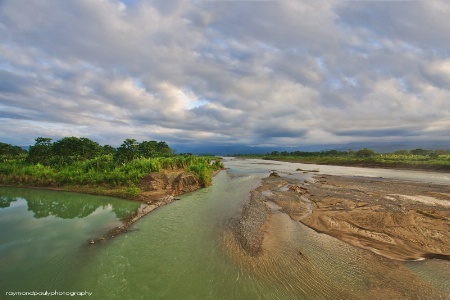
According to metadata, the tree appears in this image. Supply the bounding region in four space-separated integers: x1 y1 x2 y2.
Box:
138 140 159 158
394 150 410 155
52 137 81 159
410 148 428 155
102 145 116 156
433 149 448 156
52 137 102 165
325 150 339 156
137 140 174 158
355 148 375 158
79 137 102 159
156 141 174 156
27 137 53 165
116 139 139 162
0 142 27 160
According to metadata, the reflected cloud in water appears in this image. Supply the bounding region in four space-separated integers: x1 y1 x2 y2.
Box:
0 187 140 220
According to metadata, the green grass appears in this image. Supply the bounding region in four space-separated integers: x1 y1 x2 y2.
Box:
256 154 450 171
0 156 224 198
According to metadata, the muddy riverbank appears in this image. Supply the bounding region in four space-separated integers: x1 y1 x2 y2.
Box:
2 169 210 244
232 172 450 261
89 170 204 243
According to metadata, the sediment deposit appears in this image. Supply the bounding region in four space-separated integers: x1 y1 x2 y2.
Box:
236 172 450 261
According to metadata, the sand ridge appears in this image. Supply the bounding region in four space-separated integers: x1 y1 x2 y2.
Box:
257 174 450 261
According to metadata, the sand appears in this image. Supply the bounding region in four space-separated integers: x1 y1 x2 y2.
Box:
251 174 450 261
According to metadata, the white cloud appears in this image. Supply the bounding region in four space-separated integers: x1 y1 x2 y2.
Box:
1 0 450 149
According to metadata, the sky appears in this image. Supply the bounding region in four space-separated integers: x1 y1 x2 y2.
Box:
1 0 450 151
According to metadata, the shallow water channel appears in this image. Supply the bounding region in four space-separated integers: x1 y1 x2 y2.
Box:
1 158 449 299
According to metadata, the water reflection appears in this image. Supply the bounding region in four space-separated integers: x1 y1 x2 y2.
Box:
0 187 142 293
0 194 16 208
0 187 140 219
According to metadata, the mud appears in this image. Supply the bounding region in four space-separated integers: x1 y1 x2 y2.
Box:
249 174 450 261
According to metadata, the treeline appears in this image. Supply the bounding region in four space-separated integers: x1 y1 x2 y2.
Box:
236 147 450 171
0 137 223 198
0 142 28 160
236 148 450 158
263 149 375 158
1 136 174 165
272 148 450 157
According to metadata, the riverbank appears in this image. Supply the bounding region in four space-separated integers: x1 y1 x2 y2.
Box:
241 155 450 172
1 169 213 244
232 172 450 261
89 170 207 243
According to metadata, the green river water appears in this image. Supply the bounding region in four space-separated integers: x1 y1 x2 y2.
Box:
1 158 450 299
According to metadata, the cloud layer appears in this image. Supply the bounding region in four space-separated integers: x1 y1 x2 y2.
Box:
1 0 450 149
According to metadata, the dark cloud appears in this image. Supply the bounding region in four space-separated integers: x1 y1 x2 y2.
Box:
1 0 450 148
335 128 423 138
0 71 27 94
254 126 308 139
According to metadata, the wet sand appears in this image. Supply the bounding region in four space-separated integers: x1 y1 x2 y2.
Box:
227 172 450 298
299 175 450 261
232 173 450 261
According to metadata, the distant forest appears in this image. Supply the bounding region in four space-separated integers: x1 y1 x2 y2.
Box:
254 148 450 158
0 136 175 166
236 148 450 171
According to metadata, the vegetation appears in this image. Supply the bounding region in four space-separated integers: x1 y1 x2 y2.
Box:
0 141 28 162
0 137 223 199
237 148 450 172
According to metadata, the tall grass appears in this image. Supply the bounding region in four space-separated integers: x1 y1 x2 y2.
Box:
258 153 450 171
186 158 222 187
0 156 223 190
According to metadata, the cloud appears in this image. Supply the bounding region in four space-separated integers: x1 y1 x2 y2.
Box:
1 0 450 149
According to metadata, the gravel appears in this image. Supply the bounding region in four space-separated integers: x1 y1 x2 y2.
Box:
232 188 268 256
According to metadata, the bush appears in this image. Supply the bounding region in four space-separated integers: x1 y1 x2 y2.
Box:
187 163 212 187
355 148 375 158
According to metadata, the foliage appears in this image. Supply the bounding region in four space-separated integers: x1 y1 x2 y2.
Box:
0 137 224 198
115 139 174 163
355 148 375 158
52 137 102 161
237 147 450 171
410 148 429 155
0 142 27 161
138 140 173 158
23 136 175 167
102 144 116 156
27 137 53 165
394 150 409 155
185 157 223 187
115 138 139 163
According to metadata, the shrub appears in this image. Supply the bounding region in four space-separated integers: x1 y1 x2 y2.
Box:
355 148 375 158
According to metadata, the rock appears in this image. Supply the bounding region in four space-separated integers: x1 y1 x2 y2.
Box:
269 171 280 177
289 185 306 194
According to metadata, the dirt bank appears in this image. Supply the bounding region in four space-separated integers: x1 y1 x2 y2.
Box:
90 170 202 244
242 173 450 261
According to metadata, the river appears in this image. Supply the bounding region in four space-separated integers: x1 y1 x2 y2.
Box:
1 158 449 299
